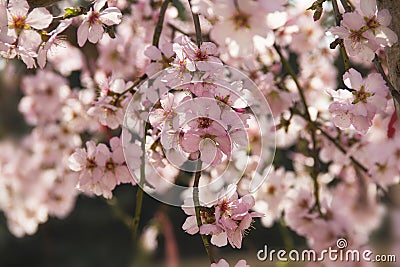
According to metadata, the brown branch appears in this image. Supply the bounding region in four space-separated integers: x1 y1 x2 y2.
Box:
376 0 400 122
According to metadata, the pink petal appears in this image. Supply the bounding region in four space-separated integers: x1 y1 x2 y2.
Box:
200 224 219 235
211 259 229 267
200 42 217 54
144 45 163 61
234 260 250 267
181 133 201 153
343 68 363 90
77 21 90 47
210 231 228 247
26 7 52 29
377 9 392 26
100 7 122 26
182 216 199 235
200 139 217 165
8 0 28 17
342 12 365 30
360 0 377 17
88 22 104 44
0 3 7 27
94 0 107 12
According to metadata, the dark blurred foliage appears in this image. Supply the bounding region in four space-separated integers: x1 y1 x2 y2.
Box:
0 184 305 267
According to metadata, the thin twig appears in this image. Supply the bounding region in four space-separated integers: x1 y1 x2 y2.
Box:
292 108 369 174
153 0 171 47
188 0 202 47
331 0 351 70
193 159 215 263
114 74 147 103
106 198 133 229
274 44 323 216
132 122 149 242
339 0 353 12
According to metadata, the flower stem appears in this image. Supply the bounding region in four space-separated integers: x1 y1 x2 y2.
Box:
188 0 202 48
193 159 215 264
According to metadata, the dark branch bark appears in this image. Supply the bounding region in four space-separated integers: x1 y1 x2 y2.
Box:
377 0 400 119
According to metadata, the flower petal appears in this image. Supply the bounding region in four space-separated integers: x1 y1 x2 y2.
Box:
26 7 52 29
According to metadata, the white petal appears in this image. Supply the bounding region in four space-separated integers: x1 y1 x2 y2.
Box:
210 231 228 247
343 68 363 89
100 8 122 26
88 22 104 44
144 45 162 61
77 21 89 47
8 0 28 17
37 47 46 69
0 2 7 27
200 139 217 165
94 0 106 11
360 0 376 17
26 7 52 29
19 29 40 50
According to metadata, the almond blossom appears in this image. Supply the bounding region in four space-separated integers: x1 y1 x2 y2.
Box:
68 141 114 198
0 0 52 67
328 68 388 133
199 185 262 248
77 0 122 47
87 77 133 129
211 259 249 267
37 19 72 69
328 0 397 61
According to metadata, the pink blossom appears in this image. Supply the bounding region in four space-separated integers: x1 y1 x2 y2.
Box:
208 0 276 58
37 19 72 69
199 185 262 248
328 0 397 61
359 0 398 47
18 70 71 125
68 141 115 199
211 259 249 267
77 0 122 47
87 77 132 129
144 42 175 76
328 68 388 133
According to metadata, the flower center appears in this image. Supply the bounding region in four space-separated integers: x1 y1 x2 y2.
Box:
232 11 250 30
197 117 214 129
86 158 97 170
89 11 101 25
105 159 117 173
11 16 28 34
195 49 208 61
352 86 372 104
364 15 380 31
220 199 231 214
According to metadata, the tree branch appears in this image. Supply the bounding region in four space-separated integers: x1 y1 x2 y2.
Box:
376 0 400 122
193 159 215 264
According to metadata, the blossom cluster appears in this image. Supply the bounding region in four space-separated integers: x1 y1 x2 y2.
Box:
183 185 262 249
329 0 398 61
0 0 399 266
